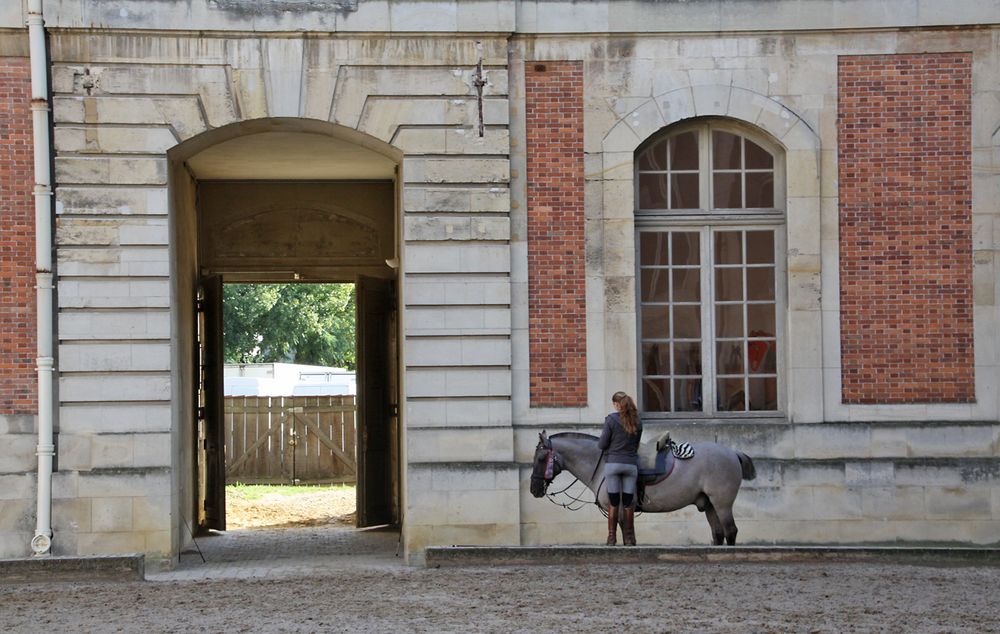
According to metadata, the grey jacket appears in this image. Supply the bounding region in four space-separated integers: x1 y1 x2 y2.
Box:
597 412 642 465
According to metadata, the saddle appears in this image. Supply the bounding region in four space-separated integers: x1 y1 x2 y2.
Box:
636 432 677 485
635 432 691 511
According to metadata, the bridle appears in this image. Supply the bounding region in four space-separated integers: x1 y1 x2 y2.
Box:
531 446 562 495
533 440 608 513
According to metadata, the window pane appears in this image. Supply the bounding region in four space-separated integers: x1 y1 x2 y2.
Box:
715 268 743 301
712 172 741 208
670 131 698 170
638 139 666 171
671 232 700 266
745 172 775 208
714 231 742 265
744 139 774 169
674 378 703 412
639 174 668 209
749 377 778 411
672 268 700 302
748 340 777 374
717 378 746 411
643 378 672 412
670 174 700 209
641 305 670 339
673 341 702 375
641 268 670 302
747 303 775 336
641 343 671 375
716 340 744 374
640 232 670 265
746 267 775 301
712 131 741 169
716 304 744 337
746 231 775 264
673 305 701 338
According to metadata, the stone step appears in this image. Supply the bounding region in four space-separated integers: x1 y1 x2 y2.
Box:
425 545 1000 568
0 554 144 583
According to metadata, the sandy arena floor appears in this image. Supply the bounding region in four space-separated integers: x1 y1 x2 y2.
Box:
3 490 997 633
2 557 999 633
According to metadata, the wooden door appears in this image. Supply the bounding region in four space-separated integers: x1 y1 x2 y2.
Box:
198 275 226 531
355 277 397 527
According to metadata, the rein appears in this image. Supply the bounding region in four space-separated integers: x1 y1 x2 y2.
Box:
542 447 606 512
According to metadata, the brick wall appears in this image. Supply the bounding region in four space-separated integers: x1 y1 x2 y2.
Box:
0 58 37 414
525 61 587 407
838 53 974 404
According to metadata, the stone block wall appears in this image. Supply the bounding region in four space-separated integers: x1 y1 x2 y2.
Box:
38 28 520 560
511 25 1000 548
838 53 975 404
1 2 1000 560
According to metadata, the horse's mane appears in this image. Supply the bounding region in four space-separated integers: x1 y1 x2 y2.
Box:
549 432 598 442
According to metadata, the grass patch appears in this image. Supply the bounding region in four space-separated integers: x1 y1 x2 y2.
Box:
226 483 356 501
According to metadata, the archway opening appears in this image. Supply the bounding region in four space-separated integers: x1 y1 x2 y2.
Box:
168 119 402 555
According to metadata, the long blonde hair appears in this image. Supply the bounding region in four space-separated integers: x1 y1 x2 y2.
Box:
612 391 639 435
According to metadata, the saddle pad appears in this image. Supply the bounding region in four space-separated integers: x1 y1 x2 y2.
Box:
672 441 694 459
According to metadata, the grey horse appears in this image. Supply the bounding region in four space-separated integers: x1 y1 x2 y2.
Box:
529 431 756 545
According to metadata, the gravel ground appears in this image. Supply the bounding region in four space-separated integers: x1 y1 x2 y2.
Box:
2 560 999 633
4 492 997 632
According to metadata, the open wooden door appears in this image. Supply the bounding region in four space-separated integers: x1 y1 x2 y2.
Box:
355 276 398 527
197 275 226 531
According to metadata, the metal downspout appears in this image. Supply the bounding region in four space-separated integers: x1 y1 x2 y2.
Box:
27 0 55 556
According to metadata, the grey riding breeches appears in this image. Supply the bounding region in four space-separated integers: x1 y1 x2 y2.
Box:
604 462 638 495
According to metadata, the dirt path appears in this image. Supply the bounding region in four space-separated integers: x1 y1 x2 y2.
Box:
2 561 998 632
226 486 356 529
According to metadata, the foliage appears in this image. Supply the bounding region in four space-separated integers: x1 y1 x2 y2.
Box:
223 283 356 370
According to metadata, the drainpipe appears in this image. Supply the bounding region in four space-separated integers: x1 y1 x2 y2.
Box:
27 0 55 557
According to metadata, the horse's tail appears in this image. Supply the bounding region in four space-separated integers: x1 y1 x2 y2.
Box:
736 452 756 481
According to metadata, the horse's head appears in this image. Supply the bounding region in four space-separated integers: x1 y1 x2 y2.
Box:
529 431 562 498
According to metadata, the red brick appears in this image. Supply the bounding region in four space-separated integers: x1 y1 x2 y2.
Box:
526 61 587 407
837 53 974 404
0 57 36 414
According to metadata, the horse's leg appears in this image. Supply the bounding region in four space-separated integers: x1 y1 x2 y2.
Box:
716 505 738 545
703 502 725 546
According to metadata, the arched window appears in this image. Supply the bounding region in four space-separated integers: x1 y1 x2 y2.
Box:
635 120 785 416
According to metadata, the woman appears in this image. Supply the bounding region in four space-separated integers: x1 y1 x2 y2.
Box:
597 391 642 546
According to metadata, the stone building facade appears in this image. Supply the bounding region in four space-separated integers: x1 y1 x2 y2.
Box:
0 0 998 563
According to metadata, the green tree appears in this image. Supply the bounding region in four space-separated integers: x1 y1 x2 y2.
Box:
223 283 356 370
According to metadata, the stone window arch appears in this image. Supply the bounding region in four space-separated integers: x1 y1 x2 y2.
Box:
635 119 786 417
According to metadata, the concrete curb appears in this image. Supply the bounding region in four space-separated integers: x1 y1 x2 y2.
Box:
425 546 1000 568
0 554 145 583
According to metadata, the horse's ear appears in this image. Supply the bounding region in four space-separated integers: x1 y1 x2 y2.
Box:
538 430 549 447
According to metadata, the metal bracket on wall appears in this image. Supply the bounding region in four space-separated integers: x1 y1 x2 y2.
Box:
473 47 487 137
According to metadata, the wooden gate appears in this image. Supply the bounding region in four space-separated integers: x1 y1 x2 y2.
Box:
224 395 357 484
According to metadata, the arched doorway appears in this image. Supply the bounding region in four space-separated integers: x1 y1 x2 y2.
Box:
167 119 402 548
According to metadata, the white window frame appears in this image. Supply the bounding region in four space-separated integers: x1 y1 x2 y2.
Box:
634 119 787 420
635 119 786 219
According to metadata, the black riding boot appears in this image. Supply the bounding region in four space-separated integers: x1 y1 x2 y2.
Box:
622 505 636 546
606 505 619 546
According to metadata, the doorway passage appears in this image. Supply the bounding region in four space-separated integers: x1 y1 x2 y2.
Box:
170 121 404 558
197 275 398 534
220 282 359 529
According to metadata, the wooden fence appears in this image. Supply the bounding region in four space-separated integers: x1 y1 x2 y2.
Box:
224 395 357 484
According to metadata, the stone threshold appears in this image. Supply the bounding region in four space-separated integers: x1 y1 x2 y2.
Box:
0 554 145 583
425 546 1000 568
